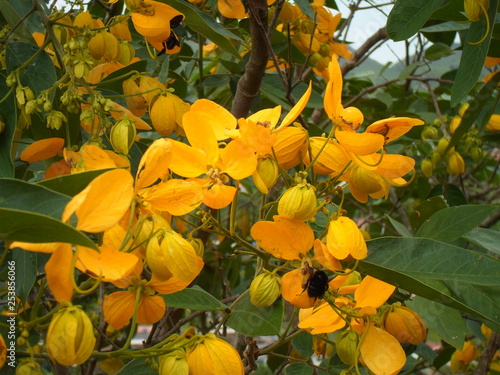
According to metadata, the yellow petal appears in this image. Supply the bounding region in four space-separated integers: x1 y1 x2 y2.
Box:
45 244 73 302
183 111 219 166
279 81 312 129
189 99 237 140
63 169 134 233
220 141 257 180
202 183 236 209
80 145 117 171
149 256 204 294
326 217 367 260
103 291 135 329
248 106 281 129
251 216 314 260
20 138 64 162
355 276 395 309
366 117 425 144
217 0 248 19
281 268 316 308
204 334 244 375
10 242 59 253
376 154 415 179
298 301 346 334
335 129 384 155
76 244 139 282
360 324 406 375
137 294 165 324
140 179 203 215
324 58 343 122
135 138 173 191
169 140 208 178
110 102 151 130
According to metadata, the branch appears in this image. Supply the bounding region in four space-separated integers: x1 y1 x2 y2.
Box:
231 0 269 118
474 332 500 375
341 27 388 76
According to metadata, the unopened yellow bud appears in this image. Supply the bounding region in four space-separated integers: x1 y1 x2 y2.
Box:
465 0 489 22
421 158 434 178
188 237 204 257
117 41 135 65
449 116 461 134
336 331 360 366
249 271 281 307
252 156 279 194
447 152 465 175
458 103 470 117
16 360 43 375
384 305 427 345
278 181 317 221
46 305 96 366
159 349 189 375
450 341 476 372
436 137 450 155
110 118 136 154
486 114 500 131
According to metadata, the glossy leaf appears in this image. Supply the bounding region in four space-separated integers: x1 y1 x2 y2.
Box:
409 195 448 231
387 0 449 41
163 286 226 311
463 227 500 255
416 204 497 242
450 0 498 106
37 169 115 196
226 292 284 336
163 0 242 60
424 42 455 61
407 297 466 349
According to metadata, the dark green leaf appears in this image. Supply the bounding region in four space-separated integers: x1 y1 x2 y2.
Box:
284 362 314 375
162 0 242 60
226 292 284 336
424 42 455 61
0 74 16 178
409 195 448 231
386 215 413 237
6 41 56 98
202 74 230 87
163 285 226 311
12 249 37 302
116 359 156 375
421 21 470 33
96 60 148 93
450 0 498 106
0 0 34 41
416 204 497 242
295 0 316 20
407 297 466 349
292 332 314 358
387 0 449 41
463 227 500 255
37 169 114 196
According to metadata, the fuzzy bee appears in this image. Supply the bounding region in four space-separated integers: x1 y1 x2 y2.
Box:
302 264 329 299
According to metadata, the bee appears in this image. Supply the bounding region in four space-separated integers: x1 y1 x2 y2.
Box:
302 264 329 299
157 14 184 56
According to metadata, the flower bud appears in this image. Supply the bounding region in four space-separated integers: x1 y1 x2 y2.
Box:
436 137 450 155
278 181 317 221
273 125 308 169
188 237 204 257
421 158 434 178
249 271 281 307
336 330 360 366
159 349 189 375
449 116 461 134
450 341 476 372
469 146 482 162
117 41 135 65
47 110 67 130
447 151 465 175
110 118 137 154
486 114 500 131
16 360 43 375
46 305 96 366
339 107 364 130
465 0 489 22
421 125 439 139
252 156 279 194
384 305 426 345
458 103 470 117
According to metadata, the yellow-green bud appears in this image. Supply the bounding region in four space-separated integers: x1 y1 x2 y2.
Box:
278 181 317 221
110 118 136 154
16 360 43 375
436 137 450 155
249 271 281 307
159 349 189 375
421 158 434 178
465 0 489 22
46 110 67 130
421 126 439 140
188 237 204 258
336 331 360 366
469 146 482 162
252 156 279 194
447 152 465 175
25 100 38 115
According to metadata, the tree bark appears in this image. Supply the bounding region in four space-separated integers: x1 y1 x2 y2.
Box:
231 0 269 119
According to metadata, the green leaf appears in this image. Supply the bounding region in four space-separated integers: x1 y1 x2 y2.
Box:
226 292 284 336
96 60 147 93
407 297 466 349
0 0 34 41
284 362 314 375
0 179 97 249
116 359 156 375
416 204 497 242
37 169 114 196
162 0 242 60
463 227 500 255
424 42 455 61
294 0 316 20
292 332 314 358
359 237 500 329
6 41 57 98
0 74 16 178
409 195 448 231
387 0 449 41
450 0 498 106
421 21 470 33
12 249 37 302
385 215 412 237
163 285 226 311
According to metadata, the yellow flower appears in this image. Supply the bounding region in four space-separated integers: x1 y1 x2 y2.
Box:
326 216 367 260
252 156 279 194
383 305 427 345
447 151 466 175
277 180 317 221
150 92 190 136
450 341 477 372
46 305 96 366
159 349 189 375
20 137 65 162
486 114 500 131
187 334 244 375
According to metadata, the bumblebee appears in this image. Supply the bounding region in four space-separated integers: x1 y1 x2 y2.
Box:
302 264 329 299
157 14 184 56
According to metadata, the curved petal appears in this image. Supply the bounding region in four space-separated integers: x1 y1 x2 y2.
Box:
281 269 316 308
45 244 73 302
326 216 367 260
183 110 219 166
135 138 173 191
376 154 415 179
103 291 135 330
335 130 384 156
149 256 204 294
190 99 237 140
220 141 257 180
169 140 208 178
137 294 165 324
366 117 425 144
324 58 343 122
20 138 64 162
140 179 203 215
279 81 312 129
298 301 346 334
203 183 236 209
355 276 395 309
248 106 281 129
